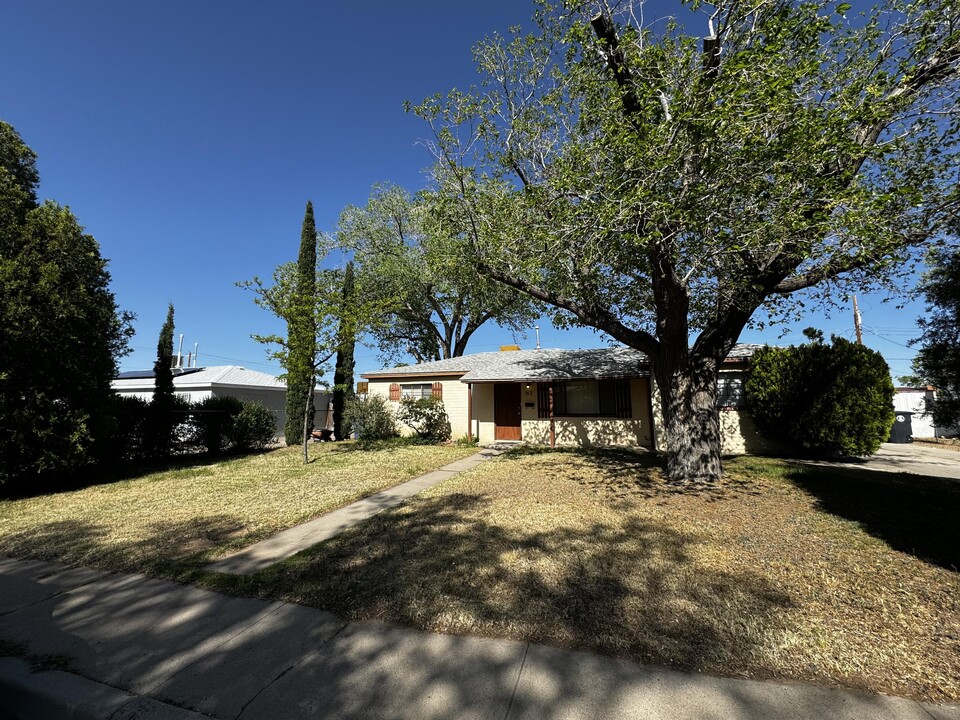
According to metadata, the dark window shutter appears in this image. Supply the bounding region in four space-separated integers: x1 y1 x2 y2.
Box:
537 383 550 418
389 383 400 401
615 380 632 418
432 382 443 399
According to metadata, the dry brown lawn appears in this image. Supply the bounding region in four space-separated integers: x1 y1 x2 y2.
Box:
228 448 960 703
0 441 476 575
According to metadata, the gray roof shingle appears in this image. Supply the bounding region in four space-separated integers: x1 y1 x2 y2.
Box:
363 344 761 384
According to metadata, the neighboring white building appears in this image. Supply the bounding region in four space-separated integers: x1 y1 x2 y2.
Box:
112 366 331 439
893 387 956 438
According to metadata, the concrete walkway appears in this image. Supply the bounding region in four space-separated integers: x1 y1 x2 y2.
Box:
795 442 960 481
207 448 503 575
1 556 958 720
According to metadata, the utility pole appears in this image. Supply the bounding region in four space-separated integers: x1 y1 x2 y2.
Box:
853 295 863 345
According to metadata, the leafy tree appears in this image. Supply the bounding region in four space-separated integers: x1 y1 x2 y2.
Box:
909 247 960 429
151 303 176 457
335 184 539 363
415 0 959 482
0 121 133 487
332 261 357 440
241 211 380 460
285 201 319 450
746 335 895 456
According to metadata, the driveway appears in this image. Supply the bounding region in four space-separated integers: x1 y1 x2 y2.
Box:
797 442 960 481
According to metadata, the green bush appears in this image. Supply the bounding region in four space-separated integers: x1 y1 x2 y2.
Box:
231 402 277 451
745 335 895 456
190 396 244 455
343 394 398 441
109 395 152 463
397 396 452 443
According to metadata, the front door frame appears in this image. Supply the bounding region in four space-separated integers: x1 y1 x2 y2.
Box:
494 382 522 441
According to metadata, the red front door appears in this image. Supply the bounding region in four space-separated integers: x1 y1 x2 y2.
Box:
494 383 522 441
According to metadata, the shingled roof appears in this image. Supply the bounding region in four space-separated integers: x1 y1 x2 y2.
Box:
363 344 761 384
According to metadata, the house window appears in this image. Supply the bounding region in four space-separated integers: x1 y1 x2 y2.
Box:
401 383 433 400
717 376 745 408
539 379 631 418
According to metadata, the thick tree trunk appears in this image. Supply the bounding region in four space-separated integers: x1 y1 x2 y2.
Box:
653 354 723 484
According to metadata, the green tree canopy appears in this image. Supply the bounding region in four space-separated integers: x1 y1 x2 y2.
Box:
332 261 357 441
746 335 895 456
283 201 319 447
0 121 133 487
335 184 539 363
151 303 176 458
241 210 382 456
415 0 959 482
910 247 960 429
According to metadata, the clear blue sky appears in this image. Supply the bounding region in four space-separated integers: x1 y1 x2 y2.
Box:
1 1 928 382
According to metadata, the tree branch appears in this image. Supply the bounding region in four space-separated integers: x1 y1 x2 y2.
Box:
478 260 659 355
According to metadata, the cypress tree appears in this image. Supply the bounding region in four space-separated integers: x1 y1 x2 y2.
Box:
152 303 176 457
284 201 317 445
333 261 356 440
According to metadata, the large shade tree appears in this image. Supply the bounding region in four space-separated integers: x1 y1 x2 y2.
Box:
0 121 133 486
335 184 539 363
416 0 960 482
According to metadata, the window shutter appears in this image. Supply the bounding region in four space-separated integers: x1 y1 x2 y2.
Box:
432 382 443 399
537 383 550 418
615 379 632 419
389 383 400 401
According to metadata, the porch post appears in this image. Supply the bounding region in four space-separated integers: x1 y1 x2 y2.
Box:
467 383 473 443
549 384 555 448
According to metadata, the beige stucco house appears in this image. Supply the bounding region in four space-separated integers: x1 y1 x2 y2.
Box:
362 345 769 454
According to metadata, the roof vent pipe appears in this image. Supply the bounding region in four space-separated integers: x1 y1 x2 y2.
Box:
177 334 184 368
535 325 541 350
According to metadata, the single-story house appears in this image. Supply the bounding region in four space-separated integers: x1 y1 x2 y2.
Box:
112 365 331 438
362 345 771 454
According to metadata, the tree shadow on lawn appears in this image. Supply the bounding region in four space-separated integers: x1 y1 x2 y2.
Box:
230 491 793 677
0 515 251 578
504 445 764 502
0 450 275 500
784 464 960 572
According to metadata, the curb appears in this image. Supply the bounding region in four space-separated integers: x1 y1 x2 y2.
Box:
0 657 209 720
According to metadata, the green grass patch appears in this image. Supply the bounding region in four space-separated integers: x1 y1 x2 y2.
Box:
2 445 957 703
200 450 959 703
0 441 475 578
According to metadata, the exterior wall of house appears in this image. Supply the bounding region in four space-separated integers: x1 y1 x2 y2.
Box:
470 378 654 448
367 376 472 439
209 387 330 438
718 409 788 455
649 369 779 456
473 383 496 444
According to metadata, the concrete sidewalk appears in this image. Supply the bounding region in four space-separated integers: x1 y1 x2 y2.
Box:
1 557 958 720
207 448 504 575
